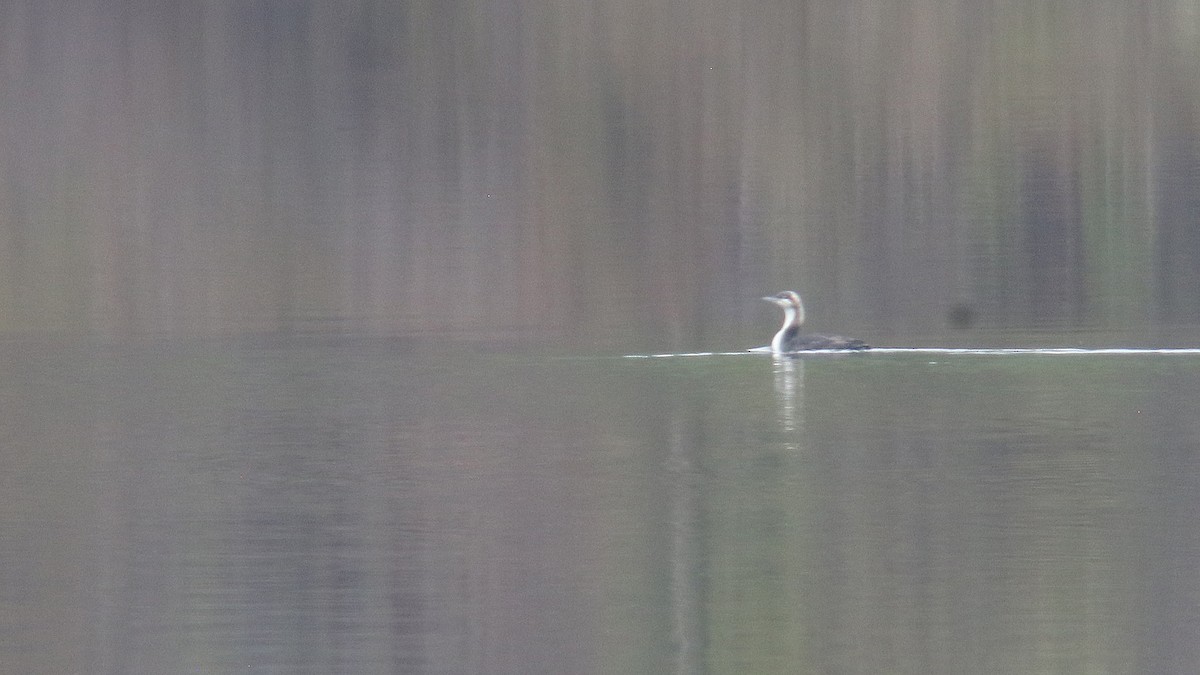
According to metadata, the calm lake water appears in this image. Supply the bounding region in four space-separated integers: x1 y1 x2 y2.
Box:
3 335 1198 673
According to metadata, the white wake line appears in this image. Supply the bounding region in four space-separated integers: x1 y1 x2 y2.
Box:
869 347 1200 355
624 351 760 358
624 347 1200 358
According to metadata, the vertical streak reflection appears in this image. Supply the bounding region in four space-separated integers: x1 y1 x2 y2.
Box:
667 415 700 674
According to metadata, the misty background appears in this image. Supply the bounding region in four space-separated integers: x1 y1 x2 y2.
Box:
3 2 1198 349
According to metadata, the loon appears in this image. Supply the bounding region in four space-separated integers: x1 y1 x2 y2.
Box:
762 291 869 353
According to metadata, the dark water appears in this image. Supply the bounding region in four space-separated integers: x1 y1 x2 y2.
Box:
3 336 1199 673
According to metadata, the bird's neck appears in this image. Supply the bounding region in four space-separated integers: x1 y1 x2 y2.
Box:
782 304 802 330
771 305 800 352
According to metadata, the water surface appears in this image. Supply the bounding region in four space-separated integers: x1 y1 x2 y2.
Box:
3 336 1198 673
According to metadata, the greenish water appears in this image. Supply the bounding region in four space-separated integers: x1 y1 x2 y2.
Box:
2 336 1197 673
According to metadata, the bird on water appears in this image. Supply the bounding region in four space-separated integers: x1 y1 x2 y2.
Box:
762 291 868 353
